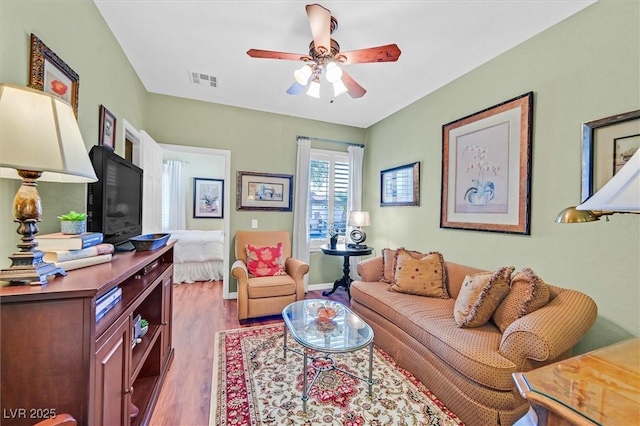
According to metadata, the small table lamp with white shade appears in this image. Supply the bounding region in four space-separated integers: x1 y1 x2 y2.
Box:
0 84 98 285
347 210 370 249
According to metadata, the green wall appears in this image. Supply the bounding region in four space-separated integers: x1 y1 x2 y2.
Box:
0 1 148 266
364 0 639 353
144 94 366 288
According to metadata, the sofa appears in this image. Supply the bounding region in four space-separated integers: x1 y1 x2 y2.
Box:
350 253 598 426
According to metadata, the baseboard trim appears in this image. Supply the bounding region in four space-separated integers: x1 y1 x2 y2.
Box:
308 282 333 292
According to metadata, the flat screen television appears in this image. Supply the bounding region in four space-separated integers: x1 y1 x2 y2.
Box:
87 145 143 250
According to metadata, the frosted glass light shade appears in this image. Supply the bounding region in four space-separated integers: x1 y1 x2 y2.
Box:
577 148 640 212
293 64 313 85
332 79 348 97
325 62 343 83
306 78 321 98
0 84 97 183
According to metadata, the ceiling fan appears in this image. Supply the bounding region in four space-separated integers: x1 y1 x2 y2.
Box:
247 3 401 99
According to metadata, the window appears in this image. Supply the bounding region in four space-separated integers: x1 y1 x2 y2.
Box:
309 149 349 248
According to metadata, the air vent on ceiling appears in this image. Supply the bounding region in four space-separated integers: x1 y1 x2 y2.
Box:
188 71 217 88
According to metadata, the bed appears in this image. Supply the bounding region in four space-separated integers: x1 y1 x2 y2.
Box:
168 230 225 283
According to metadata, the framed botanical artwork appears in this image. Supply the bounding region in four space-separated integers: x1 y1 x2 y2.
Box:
29 33 80 118
194 178 224 218
380 162 420 207
581 109 640 202
237 171 293 211
441 92 534 234
98 105 117 150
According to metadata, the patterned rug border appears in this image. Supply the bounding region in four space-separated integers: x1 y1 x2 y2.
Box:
210 323 464 425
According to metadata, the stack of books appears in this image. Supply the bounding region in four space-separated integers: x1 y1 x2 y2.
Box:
36 232 114 271
96 286 122 322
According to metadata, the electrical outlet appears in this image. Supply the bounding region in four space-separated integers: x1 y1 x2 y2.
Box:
251 219 258 229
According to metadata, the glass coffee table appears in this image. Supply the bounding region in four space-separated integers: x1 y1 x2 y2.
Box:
282 299 374 413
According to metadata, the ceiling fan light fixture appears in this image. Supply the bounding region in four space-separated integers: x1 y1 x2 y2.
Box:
306 77 321 98
325 62 343 83
294 64 313 85
332 78 348 97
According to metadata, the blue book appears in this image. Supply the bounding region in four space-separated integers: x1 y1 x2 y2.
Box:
96 294 122 322
36 232 104 251
96 286 120 305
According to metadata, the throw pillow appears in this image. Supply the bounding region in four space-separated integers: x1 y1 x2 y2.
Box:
245 243 286 277
380 247 425 283
454 266 514 328
492 267 550 333
389 249 449 298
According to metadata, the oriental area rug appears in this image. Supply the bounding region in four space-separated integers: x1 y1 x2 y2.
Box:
210 324 464 425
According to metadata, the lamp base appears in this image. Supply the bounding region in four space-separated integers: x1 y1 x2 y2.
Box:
1 248 67 286
1 172 68 286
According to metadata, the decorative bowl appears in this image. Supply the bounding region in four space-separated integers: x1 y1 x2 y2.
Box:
305 301 344 321
129 233 171 251
304 319 343 337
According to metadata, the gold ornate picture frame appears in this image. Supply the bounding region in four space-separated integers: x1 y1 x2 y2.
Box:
29 33 80 118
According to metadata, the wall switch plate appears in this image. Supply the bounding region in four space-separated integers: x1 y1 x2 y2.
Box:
251 219 258 229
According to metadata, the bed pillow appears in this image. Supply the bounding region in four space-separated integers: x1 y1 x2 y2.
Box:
492 267 550 333
454 266 514 328
245 243 286 277
389 249 449 298
380 247 425 283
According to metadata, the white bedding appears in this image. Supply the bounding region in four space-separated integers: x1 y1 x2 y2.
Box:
167 230 225 283
168 229 224 263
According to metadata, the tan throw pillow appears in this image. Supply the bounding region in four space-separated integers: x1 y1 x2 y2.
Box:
380 247 424 283
492 268 550 333
389 249 449 298
454 267 514 328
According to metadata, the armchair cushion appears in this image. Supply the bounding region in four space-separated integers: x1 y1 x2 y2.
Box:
246 275 296 298
245 242 286 277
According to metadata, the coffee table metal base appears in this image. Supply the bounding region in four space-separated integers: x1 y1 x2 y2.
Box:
283 327 374 413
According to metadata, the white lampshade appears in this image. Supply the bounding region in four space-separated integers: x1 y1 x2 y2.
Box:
577 148 640 212
348 211 370 227
325 62 343 83
293 64 313 86
306 78 321 98
332 79 348 97
0 84 97 183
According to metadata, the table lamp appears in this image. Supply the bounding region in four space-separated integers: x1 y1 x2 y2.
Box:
347 210 370 249
0 84 98 285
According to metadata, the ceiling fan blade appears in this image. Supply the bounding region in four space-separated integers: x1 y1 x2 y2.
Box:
286 81 307 95
247 49 310 61
339 44 402 65
341 70 366 98
306 4 331 53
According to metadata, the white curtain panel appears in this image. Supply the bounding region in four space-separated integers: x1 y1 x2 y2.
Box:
162 160 187 230
347 145 365 280
293 137 311 290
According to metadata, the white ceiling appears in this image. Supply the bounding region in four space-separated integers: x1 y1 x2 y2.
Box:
94 1 595 129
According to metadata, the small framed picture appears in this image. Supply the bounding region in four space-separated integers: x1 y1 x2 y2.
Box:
194 178 224 218
581 109 640 202
98 105 117 150
237 171 293 211
29 33 80 118
380 162 420 207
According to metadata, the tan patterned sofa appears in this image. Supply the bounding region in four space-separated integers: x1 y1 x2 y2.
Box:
350 256 597 426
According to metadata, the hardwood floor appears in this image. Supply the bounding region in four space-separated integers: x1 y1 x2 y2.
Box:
149 281 349 426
